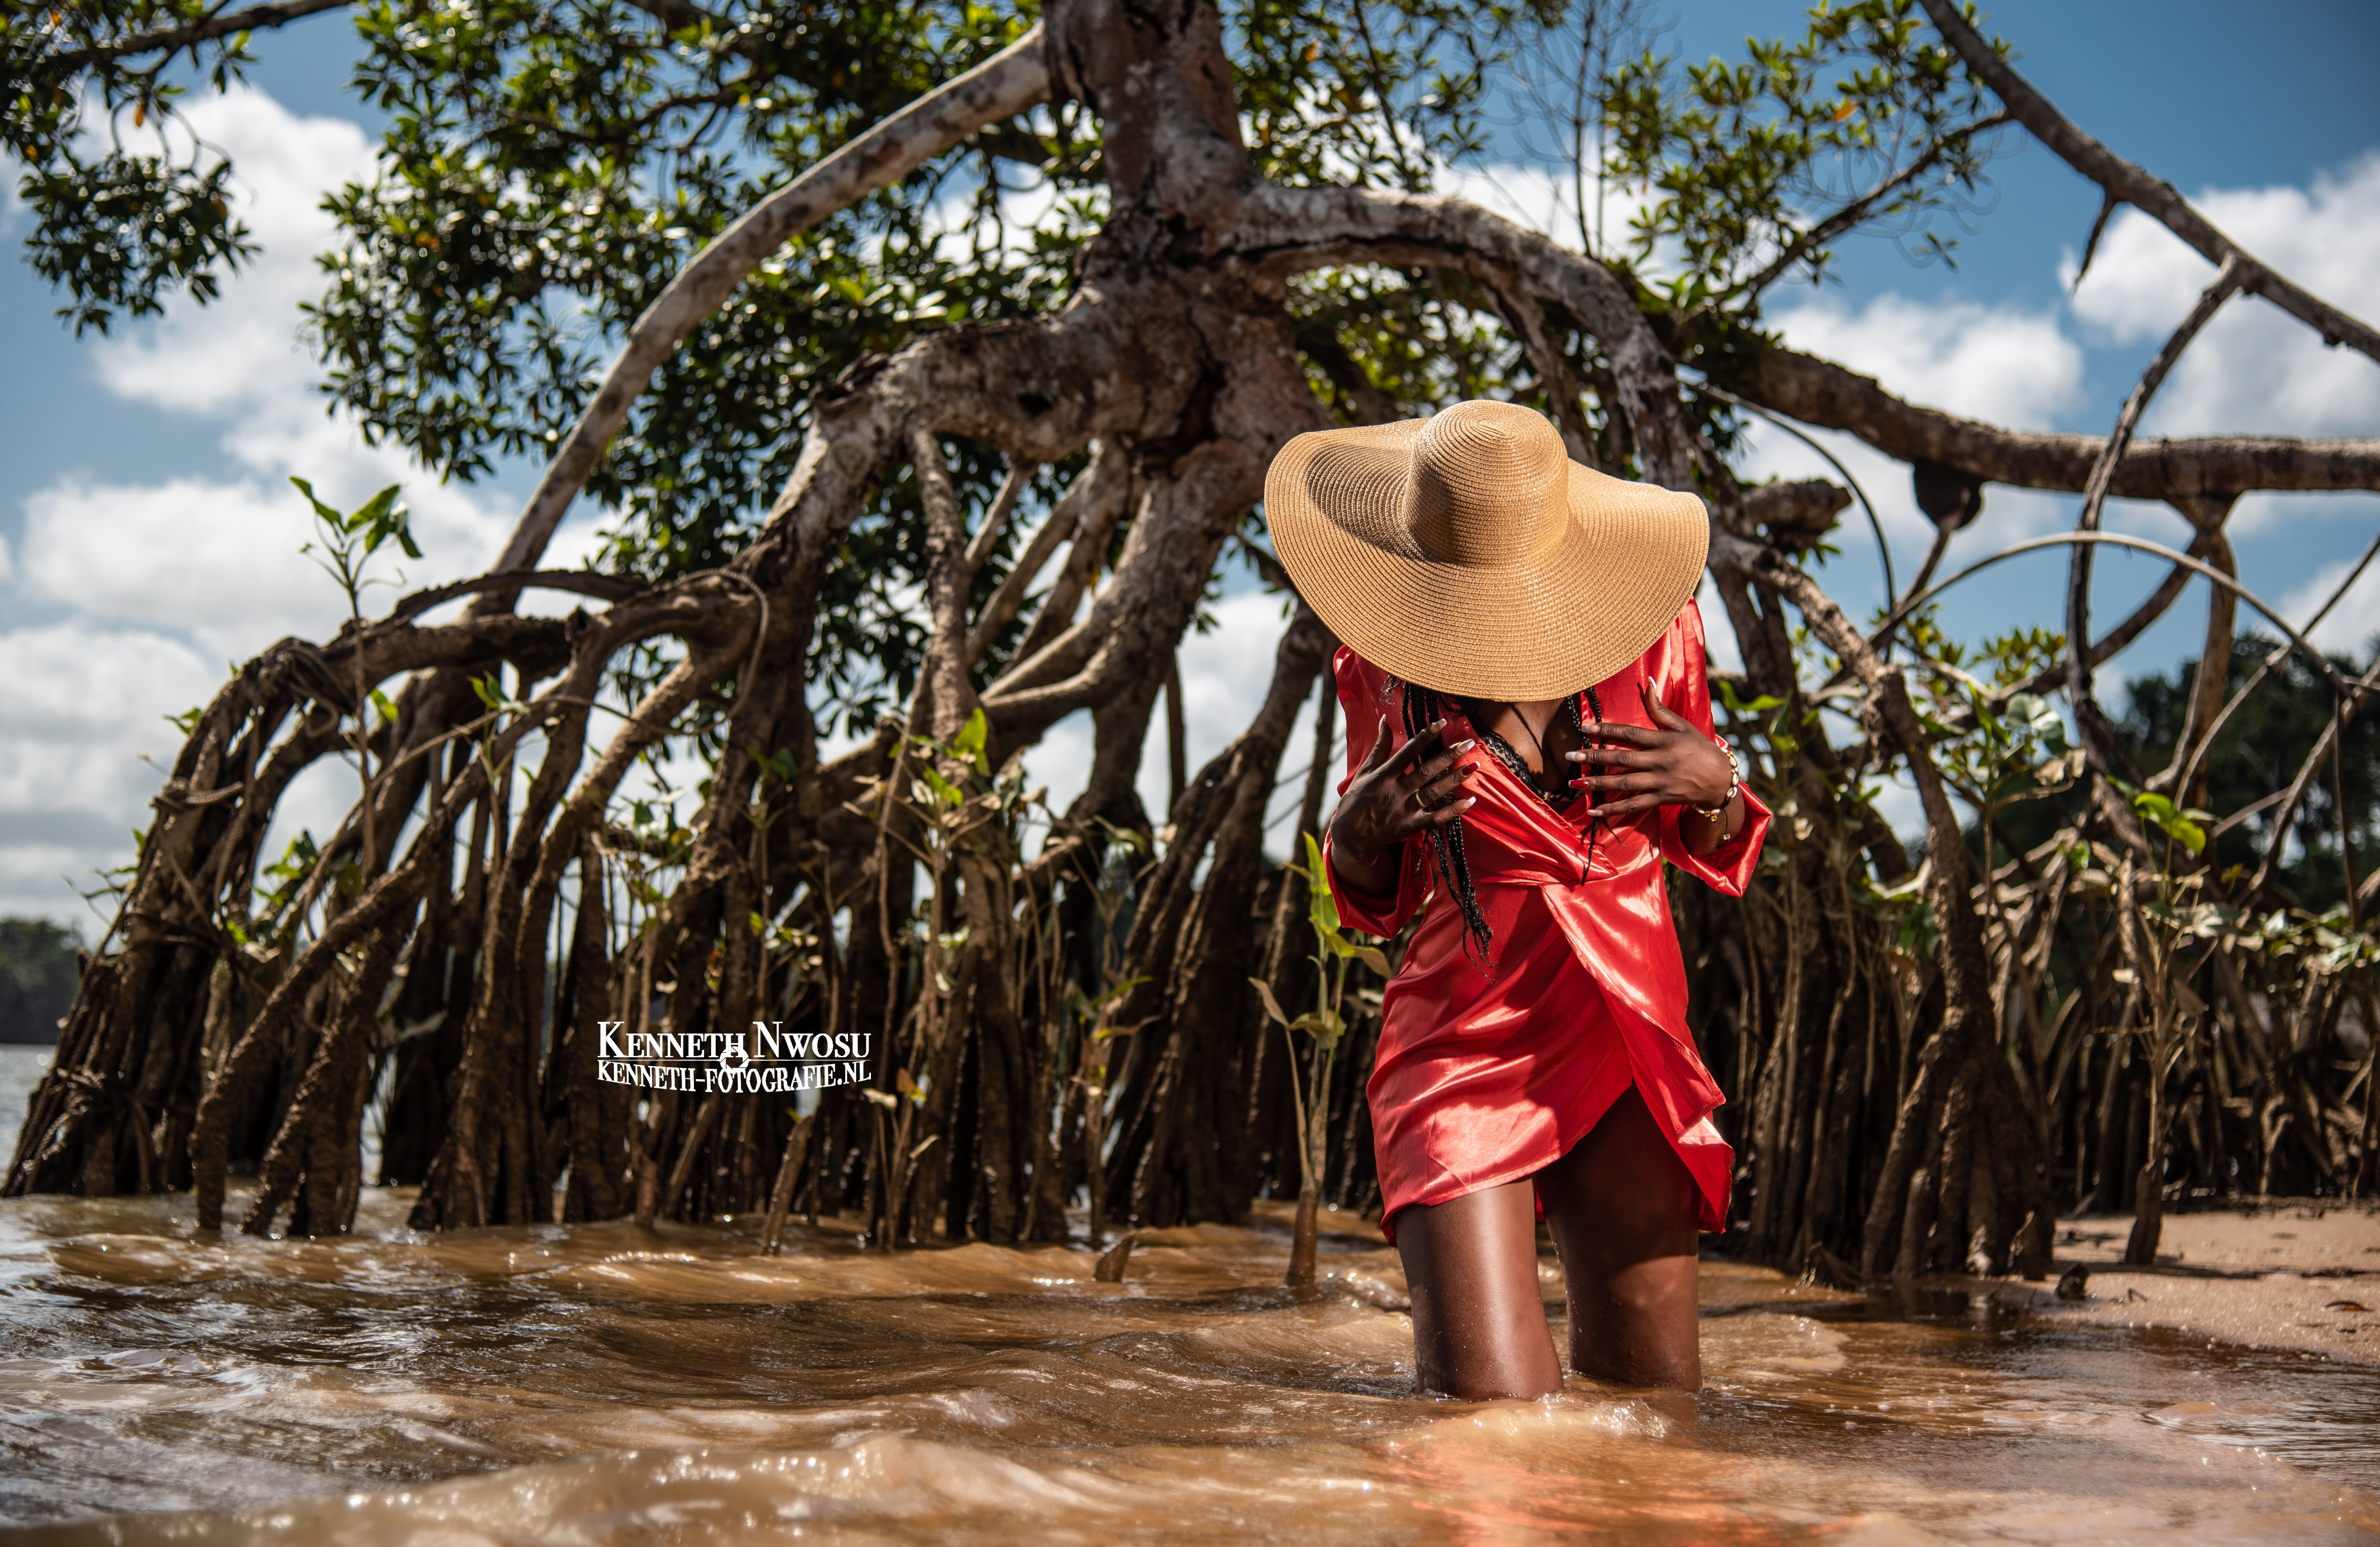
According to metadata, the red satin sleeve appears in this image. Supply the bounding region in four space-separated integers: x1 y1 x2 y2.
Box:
1650 601 1772 898
1321 649 1432 938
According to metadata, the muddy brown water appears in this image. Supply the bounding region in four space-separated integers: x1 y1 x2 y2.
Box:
0 1052 2376 1543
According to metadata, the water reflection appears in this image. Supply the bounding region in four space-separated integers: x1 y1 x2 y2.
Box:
0 1177 2373 1545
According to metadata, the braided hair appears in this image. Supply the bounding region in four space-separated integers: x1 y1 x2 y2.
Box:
1397 681 1491 963
1394 680 1609 968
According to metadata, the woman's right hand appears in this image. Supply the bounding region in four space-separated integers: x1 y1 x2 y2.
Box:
1325 717 1477 900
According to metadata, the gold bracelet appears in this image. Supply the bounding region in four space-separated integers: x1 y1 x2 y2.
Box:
1694 741 1740 824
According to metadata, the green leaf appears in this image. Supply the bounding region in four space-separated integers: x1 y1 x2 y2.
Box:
915 766 964 808
1303 830 1342 937
1249 976 1291 1028
352 484 409 553
952 705 989 773
356 483 399 523
368 687 398 724
288 476 344 527
1715 678 1784 717
2129 789 2209 855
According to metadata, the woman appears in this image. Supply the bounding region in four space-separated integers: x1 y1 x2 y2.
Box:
1264 399 1769 1399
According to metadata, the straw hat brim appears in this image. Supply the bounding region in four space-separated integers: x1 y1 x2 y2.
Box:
1266 417 1711 701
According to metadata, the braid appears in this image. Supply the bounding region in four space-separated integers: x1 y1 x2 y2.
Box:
1581 686 1606 879
1400 681 1493 964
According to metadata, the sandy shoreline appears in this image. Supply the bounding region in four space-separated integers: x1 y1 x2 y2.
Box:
1274 1196 2380 1370
1970 1201 2380 1365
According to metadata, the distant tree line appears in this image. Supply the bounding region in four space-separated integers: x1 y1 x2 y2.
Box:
0 920 79 1044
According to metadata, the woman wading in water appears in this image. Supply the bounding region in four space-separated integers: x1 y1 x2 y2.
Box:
1265 400 1768 1399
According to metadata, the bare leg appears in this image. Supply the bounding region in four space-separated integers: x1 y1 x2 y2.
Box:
1538 1086 1703 1389
1392 1179 1562 1399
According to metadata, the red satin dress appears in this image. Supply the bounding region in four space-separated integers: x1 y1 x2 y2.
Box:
1322 600 1771 1243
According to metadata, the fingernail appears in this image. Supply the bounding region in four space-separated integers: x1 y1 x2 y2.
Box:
1456 738 1476 751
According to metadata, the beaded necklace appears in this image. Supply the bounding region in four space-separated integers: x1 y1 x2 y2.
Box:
1458 693 1585 809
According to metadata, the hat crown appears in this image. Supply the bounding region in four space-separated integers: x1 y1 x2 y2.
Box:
1403 401 1569 567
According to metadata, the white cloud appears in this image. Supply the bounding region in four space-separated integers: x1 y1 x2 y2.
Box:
1170 593 1306 766
20 471 505 663
87 90 377 416
0 623 214 765
1771 294 2087 432
67 87 511 611
1 84 523 922
2068 151 2380 441
1708 293 2095 607
14 87 521 662
0 623 222 919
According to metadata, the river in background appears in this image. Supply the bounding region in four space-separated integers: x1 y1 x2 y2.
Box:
0 1045 2375 1544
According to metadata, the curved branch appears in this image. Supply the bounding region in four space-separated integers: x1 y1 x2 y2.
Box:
1918 0 2380 364
1741 544 2008 1277
962 458 1035 574
2175 522 2380 800
527 643 747 907
1475 276 1598 465
2249 656 2380 896
1832 519 2223 727
390 570 645 623
737 306 1141 639
992 440 1134 686
1697 380 1894 603
1731 345 2380 499
44 0 351 69
967 448 1105 668
2068 257 2244 702
489 25 1052 579
983 342 1333 747
1230 183 1711 492
1896 531 2350 697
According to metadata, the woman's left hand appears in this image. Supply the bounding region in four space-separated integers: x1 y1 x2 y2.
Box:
1566 680 1734 816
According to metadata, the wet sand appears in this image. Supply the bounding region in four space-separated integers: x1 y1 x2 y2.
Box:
1998 1203 2380 1365
1279 1199 2380 1371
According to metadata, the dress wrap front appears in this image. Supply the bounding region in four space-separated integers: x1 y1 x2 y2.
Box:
1322 601 1771 1242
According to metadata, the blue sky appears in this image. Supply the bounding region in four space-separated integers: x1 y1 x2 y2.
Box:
1 1 2376 926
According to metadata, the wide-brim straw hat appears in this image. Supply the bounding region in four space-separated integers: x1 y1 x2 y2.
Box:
1265 399 1710 701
